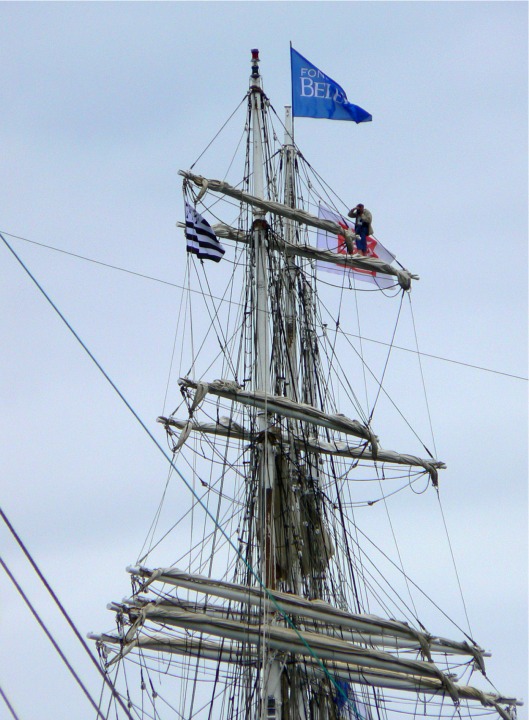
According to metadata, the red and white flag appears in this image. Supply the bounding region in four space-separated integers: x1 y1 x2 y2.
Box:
316 205 397 289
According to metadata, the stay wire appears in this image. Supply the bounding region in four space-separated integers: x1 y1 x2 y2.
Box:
298 241 371 425
435 492 474 641
408 293 438 457
374 464 421 620
318 290 436 457
161 251 189 417
189 94 248 170
0 232 365 718
350 262 372 416
191 253 239 380
351 521 478 644
315 234 371 425
0 507 135 720
367 289 405 425
0 556 109 720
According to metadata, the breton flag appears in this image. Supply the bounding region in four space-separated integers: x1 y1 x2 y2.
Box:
291 47 372 124
185 203 225 262
316 205 396 289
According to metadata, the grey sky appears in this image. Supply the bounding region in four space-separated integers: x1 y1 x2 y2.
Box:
1 2 527 719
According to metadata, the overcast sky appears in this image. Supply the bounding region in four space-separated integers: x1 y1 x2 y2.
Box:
1 2 527 719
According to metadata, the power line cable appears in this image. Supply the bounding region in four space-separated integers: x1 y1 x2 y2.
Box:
2 228 525 382
0 686 21 720
0 507 135 720
0 556 108 720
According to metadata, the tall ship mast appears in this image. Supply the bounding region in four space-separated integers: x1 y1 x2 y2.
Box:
91 49 521 720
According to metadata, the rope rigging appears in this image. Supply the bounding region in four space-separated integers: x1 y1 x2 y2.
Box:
0 60 519 718
139 92 464 652
134 98 502 716
2 232 384 720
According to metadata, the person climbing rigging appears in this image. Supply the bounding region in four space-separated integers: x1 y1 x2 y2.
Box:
347 203 373 256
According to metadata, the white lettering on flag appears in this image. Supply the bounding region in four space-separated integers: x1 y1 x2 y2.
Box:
299 76 346 104
316 205 396 289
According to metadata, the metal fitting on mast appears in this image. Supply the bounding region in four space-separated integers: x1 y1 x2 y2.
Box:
250 48 260 79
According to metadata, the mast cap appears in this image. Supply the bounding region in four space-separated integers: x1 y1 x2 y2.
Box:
250 48 260 79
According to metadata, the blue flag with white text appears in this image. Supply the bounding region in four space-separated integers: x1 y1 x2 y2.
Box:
290 47 372 123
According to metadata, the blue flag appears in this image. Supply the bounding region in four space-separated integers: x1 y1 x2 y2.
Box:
290 47 372 124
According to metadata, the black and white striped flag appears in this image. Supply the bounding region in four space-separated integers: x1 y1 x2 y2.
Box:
185 203 225 263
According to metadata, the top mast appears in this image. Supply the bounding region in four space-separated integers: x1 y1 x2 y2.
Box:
282 106 300 408
248 47 275 588
250 49 270 399
249 49 282 720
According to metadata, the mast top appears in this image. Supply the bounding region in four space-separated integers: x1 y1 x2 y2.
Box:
250 48 260 83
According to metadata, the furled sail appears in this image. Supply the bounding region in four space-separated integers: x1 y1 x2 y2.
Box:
93 589 519 720
93 626 518 719
125 566 484 664
157 415 445 485
178 377 379 450
178 170 416 289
